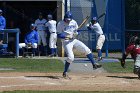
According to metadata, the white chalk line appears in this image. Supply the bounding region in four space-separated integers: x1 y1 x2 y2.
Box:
0 76 24 79
0 84 40 88
0 76 59 88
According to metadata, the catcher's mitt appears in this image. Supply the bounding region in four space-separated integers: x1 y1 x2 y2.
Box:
120 59 126 68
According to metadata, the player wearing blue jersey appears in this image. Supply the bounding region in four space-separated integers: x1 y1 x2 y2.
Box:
57 11 102 78
87 17 105 61
19 23 38 56
0 9 6 44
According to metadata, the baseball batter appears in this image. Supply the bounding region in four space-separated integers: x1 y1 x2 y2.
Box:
45 14 57 57
35 12 47 55
121 36 140 79
57 11 102 78
87 17 105 61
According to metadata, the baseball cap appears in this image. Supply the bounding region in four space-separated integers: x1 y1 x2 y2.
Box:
0 9 3 13
47 14 52 19
39 12 43 16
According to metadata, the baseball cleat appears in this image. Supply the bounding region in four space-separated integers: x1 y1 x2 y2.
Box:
48 54 55 57
62 72 71 79
97 57 103 61
62 72 67 77
93 63 102 69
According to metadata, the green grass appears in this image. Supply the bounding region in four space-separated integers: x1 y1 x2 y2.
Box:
100 61 134 73
0 58 64 72
0 58 138 93
0 58 134 73
1 90 140 93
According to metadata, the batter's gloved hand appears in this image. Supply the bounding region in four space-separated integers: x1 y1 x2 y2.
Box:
65 35 72 40
120 59 126 68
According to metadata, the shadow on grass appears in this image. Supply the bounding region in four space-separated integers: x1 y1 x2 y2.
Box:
107 75 138 79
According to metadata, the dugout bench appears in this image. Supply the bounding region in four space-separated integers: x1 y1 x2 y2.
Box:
0 29 20 58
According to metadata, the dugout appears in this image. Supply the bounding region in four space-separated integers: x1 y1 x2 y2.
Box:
0 0 139 57
0 0 65 56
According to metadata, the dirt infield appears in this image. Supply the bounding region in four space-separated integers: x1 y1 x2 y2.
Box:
0 72 140 92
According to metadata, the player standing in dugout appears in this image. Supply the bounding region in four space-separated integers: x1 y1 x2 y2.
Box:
35 12 47 56
45 14 57 57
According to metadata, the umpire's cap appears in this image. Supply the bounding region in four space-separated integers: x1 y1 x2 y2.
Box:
64 11 73 21
47 14 53 20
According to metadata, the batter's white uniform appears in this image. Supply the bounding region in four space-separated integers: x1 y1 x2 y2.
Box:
45 20 57 48
35 18 47 46
57 19 91 63
89 22 105 49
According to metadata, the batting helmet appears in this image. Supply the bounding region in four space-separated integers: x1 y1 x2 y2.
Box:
92 17 97 21
64 11 73 21
47 14 53 20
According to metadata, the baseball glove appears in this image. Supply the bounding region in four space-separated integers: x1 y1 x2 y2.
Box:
120 53 127 68
120 59 126 68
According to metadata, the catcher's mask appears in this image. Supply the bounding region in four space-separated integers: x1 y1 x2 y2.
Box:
135 37 140 45
129 36 138 44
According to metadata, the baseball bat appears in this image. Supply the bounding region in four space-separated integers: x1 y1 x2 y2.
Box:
52 5 60 15
78 16 90 29
97 12 106 21
78 13 105 29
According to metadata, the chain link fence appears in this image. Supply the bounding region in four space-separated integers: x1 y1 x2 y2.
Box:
70 0 123 58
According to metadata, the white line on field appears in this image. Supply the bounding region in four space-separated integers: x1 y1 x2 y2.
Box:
0 76 24 79
0 84 41 88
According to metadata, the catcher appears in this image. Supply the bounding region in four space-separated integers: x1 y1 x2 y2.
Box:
121 36 140 79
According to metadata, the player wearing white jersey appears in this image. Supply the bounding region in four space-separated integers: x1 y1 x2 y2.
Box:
57 11 102 78
87 17 105 61
35 12 47 55
45 14 57 57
